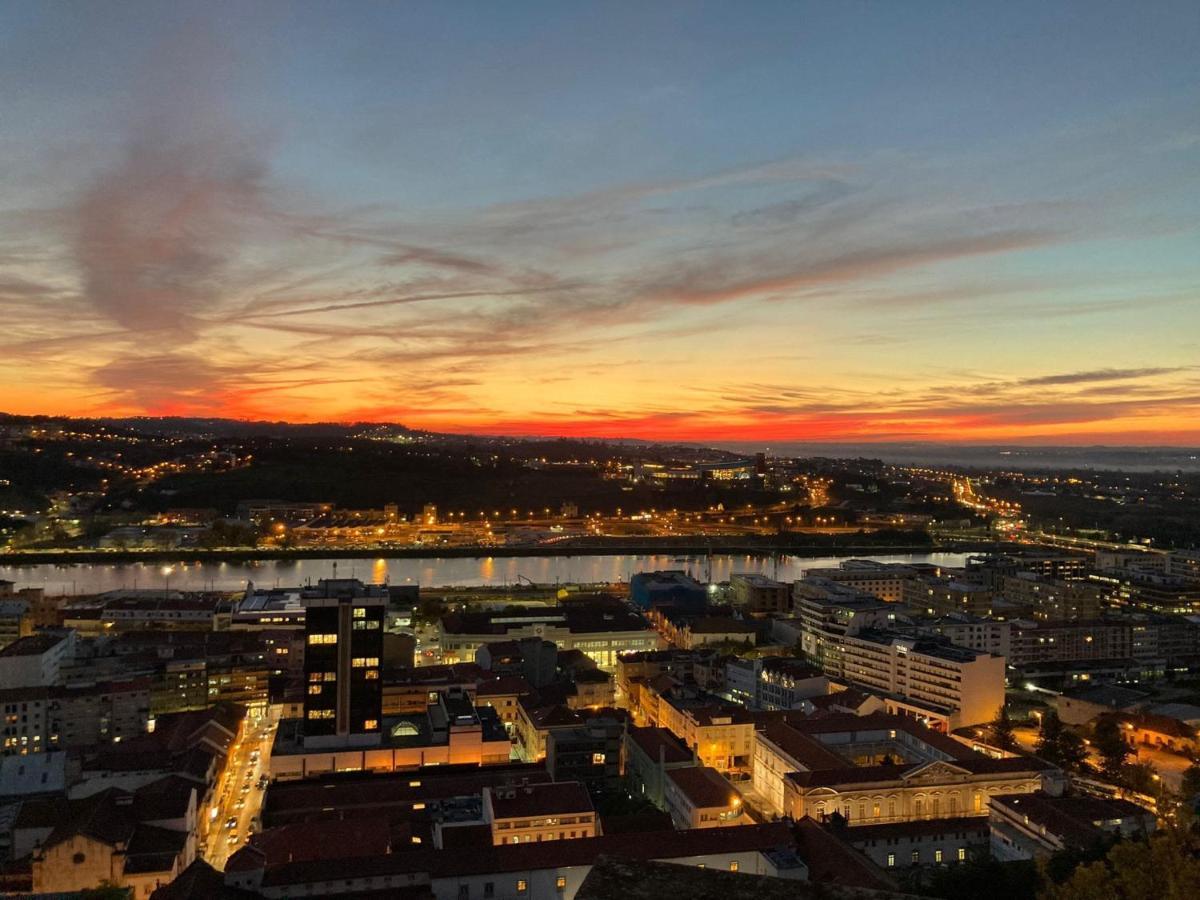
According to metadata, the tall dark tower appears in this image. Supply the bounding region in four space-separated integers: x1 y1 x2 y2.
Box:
302 582 385 749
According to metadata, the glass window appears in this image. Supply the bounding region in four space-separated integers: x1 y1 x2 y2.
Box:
887 854 895 868
516 880 528 894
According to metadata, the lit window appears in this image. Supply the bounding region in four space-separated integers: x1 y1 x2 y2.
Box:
591 752 606 765
911 850 919 864
957 848 967 862
307 709 333 720
364 719 378 730
935 850 943 863
353 607 366 618
307 634 337 645
307 685 322 695
556 876 567 890
516 880 528 893
729 861 738 872
887 853 895 868
365 669 379 680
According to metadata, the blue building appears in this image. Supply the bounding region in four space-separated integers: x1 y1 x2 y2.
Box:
629 571 708 615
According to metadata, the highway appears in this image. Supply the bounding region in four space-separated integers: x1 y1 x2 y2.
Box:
201 715 279 869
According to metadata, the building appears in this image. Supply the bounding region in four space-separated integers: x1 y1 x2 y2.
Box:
230 587 307 630
749 712 1061 823
270 688 511 781
0 631 75 688
23 779 198 898
837 817 990 870
476 638 558 688
655 612 758 650
0 599 33 650
989 792 1156 861
545 719 623 790
439 604 660 671
795 580 1004 729
302 586 386 749
484 781 597 845
639 681 756 772
623 726 697 809
629 571 708 615
802 560 915 603
730 574 790 615
902 576 994 618
219 821 806 900
998 573 1104 622
663 765 746 829
2 677 151 756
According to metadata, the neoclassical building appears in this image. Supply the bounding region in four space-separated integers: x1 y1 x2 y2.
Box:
750 712 1062 823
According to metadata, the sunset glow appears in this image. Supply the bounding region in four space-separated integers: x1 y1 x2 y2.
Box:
3 2 1198 444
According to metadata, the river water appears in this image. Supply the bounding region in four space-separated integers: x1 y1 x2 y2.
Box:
0 551 973 595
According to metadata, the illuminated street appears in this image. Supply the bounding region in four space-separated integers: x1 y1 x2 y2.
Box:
202 715 278 869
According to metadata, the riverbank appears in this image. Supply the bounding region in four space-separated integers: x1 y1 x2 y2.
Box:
0 538 1003 567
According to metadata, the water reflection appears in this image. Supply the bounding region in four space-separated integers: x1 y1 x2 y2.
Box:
0 552 972 595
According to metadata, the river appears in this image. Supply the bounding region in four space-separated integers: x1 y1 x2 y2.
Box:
0 551 973 595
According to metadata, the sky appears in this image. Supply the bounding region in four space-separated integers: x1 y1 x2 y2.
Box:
1 1 1198 445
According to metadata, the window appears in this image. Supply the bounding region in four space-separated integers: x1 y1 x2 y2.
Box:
887 854 895 868
353 607 366 618
556 876 567 891
592 752 607 764
729 861 739 872
958 848 967 862
364 669 379 680
352 657 380 668
458 886 469 900
308 685 322 695
516 880 528 894
915 799 923 817
483 884 494 899
364 719 378 730
307 709 333 720
912 850 920 864
308 633 336 645
935 850 943 863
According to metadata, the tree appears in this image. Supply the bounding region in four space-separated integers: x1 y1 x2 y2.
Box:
1092 718 1131 781
1181 764 1200 799
1040 820 1200 900
992 704 1018 751
1035 710 1065 760
1035 711 1087 772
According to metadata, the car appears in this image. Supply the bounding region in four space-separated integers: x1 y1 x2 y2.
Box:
225 817 237 830
234 799 245 810
227 832 239 845
240 784 251 795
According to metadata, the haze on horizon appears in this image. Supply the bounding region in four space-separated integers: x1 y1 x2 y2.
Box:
2 1 1198 446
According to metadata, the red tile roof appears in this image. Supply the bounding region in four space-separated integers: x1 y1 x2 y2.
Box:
488 781 594 819
666 766 740 809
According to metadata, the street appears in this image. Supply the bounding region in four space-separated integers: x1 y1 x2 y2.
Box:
201 715 279 869
1012 724 1191 792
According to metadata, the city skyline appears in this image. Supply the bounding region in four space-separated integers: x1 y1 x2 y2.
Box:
3 1 1199 444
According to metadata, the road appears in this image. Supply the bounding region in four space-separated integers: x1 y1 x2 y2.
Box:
201 715 278 869
1012 724 1190 792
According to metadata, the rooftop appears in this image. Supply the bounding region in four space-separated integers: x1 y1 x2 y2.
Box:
0 632 67 658
488 781 594 819
666 766 740 809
